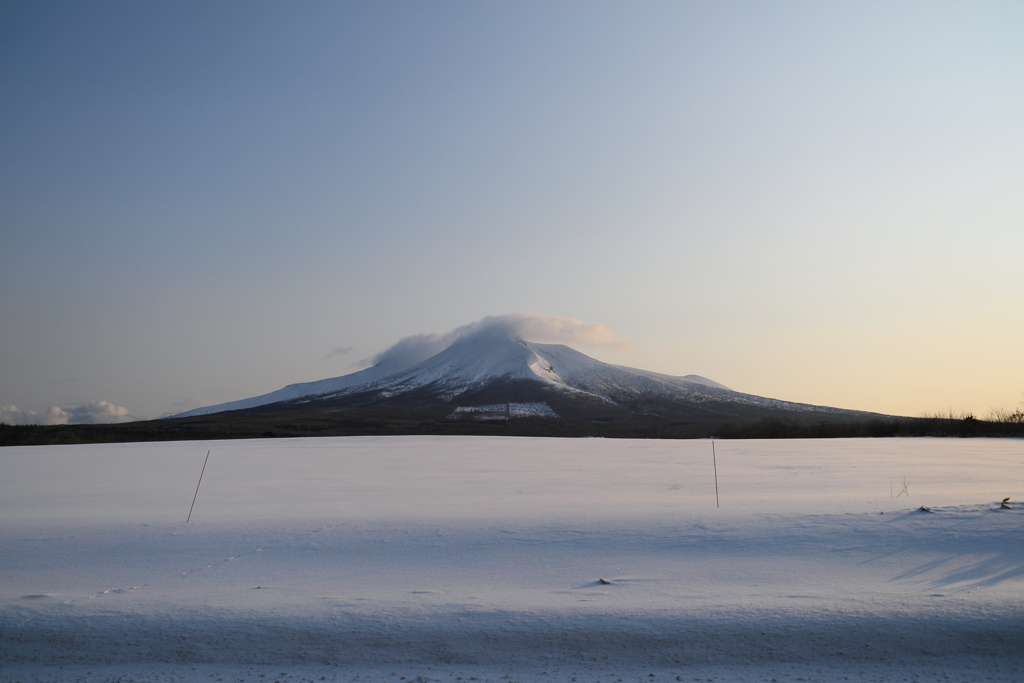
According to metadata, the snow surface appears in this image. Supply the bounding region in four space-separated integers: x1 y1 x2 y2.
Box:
451 403 559 419
2 436 1023 683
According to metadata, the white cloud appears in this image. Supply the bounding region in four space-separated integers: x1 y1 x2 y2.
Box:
65 400 132 424
484 312 633 350
41 407 70 424
325 344 353 360
0 401 132 425
367 312 632 369
364 330 462 370
2 405 46 425
1 405 68 425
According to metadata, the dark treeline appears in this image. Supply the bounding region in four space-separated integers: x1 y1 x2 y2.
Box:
716 414 1024 439
2 410 1023 447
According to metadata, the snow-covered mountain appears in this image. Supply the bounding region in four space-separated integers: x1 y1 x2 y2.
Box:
177 328 871 421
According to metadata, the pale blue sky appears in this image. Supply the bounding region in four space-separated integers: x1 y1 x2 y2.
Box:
2 1 1022 423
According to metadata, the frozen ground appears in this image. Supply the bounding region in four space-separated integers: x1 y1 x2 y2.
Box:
1 436 1022 682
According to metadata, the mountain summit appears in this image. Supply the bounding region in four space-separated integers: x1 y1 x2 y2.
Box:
177 328 877 426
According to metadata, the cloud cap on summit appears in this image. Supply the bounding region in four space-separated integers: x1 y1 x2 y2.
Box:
366 313 632 370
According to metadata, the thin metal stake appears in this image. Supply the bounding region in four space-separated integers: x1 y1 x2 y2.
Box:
187 450 210 524
712 440 720 508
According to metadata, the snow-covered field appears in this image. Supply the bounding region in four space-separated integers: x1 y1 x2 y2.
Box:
2 436 1022 683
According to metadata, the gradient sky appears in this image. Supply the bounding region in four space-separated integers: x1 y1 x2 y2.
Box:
2 1 1022 424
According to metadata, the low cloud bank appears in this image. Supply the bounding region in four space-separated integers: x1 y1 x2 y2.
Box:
367 313 632 369
0 405 69 426
0 400 132 426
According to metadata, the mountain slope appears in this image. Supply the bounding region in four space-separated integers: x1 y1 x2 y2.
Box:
178 328 881 424
176 358 408 417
